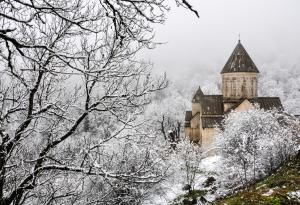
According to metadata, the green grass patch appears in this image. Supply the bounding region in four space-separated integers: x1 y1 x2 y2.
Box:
215 156 300 205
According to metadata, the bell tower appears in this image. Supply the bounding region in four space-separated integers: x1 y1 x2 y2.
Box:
221 40 259 100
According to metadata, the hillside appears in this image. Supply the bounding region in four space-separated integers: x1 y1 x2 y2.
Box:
215 154 300 205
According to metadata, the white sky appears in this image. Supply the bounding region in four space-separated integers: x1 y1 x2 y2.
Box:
140 0 300 81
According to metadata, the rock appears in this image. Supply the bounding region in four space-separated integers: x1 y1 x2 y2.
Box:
182 198 197 205
203 176 216 187
183 184 192 191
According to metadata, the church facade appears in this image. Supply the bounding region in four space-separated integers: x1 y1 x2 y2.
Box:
184 40 283 150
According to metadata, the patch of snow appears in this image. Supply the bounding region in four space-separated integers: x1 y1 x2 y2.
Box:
256 184 267 190
144 155 222 205
287 190 300 202
205 192 218 203
143 182 184 205
199 155 222 173
262 189 274 196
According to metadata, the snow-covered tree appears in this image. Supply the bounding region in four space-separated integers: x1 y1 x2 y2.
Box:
144 83 190 143
216 108 299 188
259 63 300 114
144 136 205 205
0 1 198 204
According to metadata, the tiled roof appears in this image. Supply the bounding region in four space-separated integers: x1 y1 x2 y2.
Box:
250 97 283 110
221 40 259 74
201 95 224 115
224 97 283 114
202 116 223 128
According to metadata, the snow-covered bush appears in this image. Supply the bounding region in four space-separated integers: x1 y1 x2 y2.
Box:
143 136 206 205
174 137 204 190
78 134 169 205
216 108 299 188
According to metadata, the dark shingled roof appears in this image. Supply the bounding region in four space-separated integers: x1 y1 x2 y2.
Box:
184 111 192 127
201 95 224 115
192 87 204 102
185 111 192 121
202 116 223 128
250 97 283 110
224 97 283 114
221 40 259 74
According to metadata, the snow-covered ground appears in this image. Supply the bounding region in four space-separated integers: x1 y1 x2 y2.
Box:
287 190 300 202
143 179 185 205
143 155 222 205
199 155 222 172
194 155 222 188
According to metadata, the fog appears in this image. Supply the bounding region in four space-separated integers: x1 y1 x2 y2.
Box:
141 0 300 82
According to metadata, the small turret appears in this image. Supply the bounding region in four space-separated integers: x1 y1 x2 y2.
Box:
192 87 204 115
192 86 204 102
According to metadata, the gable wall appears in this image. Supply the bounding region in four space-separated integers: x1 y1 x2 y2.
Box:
234 99 254 112
224 102 237 112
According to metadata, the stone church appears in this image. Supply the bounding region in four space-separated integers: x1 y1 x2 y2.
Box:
184 40 282 150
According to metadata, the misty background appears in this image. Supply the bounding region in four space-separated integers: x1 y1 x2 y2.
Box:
140 0 300 114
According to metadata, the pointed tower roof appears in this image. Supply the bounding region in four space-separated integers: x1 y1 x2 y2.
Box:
221 40 259 74
192 87 204 102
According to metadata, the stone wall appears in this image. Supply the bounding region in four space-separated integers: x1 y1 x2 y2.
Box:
201 128 216 150
192 102 201 116
222 72 258 100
